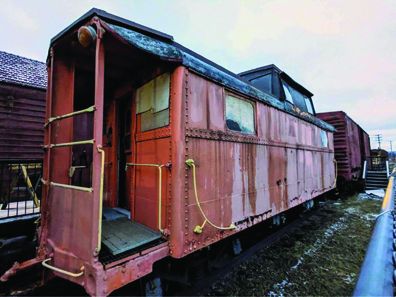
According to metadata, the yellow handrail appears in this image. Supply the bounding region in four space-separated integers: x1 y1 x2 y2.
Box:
42 258 84 278
44 139 94 149
50 181 93 193
185 159 236 234
45 105 95 127
95 146 105 255
125 163 164 233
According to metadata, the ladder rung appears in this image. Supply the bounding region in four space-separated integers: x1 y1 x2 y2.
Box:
45 105 95 127
50 182 93 192
44 139 94 149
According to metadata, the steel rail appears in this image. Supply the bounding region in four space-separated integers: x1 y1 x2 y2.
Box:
353 169 395 297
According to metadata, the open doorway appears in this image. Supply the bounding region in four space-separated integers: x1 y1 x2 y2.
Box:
117 95 132 210
100 91 162 261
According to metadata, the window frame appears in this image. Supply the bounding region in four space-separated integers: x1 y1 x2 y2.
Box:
224 91 257 135
136 72 171 132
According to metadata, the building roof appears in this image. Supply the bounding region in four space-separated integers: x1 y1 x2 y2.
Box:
49 8 335 132
0 50 47 90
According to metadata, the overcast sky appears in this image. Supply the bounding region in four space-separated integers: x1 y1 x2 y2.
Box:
1 0 395 151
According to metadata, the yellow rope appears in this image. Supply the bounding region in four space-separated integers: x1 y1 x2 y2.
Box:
185 159 236 234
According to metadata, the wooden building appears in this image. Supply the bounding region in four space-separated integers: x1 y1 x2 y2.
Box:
0 51 47 161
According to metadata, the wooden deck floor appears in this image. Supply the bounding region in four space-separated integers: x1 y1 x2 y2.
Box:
102 217 161 255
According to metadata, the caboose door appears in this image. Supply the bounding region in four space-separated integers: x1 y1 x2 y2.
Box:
117 95 132 210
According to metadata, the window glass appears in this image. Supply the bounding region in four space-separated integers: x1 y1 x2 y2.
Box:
225 94 255 134
289 88 307 112
282 82 293 103
136 73 170 113
136 73 170 131
281 80 309 112
304 97 314 114
250 74 272 94
320 130 328 147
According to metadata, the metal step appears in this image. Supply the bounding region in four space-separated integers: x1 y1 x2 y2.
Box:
365 186 386 190
366 178 388 182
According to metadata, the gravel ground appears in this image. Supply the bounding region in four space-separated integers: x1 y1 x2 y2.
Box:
207 194 381 297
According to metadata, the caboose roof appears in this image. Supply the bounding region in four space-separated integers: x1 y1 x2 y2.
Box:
239 64 314 98
49 8 335 132
0 50 47 90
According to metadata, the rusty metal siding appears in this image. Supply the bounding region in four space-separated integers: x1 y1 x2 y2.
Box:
0 83 46 160
172 71 335 257
317 111 369 181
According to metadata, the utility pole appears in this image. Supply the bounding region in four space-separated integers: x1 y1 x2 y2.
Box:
374 134 382 149
390 140 393 153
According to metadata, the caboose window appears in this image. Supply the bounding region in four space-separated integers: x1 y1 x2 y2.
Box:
305 97 314 114
136 73 170 131
225 94 255 134
250 73 272 94
282 82 293 103
282 80 312 113
320 130 328 147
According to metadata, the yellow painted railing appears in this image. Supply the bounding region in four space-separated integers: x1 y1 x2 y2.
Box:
42 258 84 278
45 105 95 127
44 139 94 149
125 163 165 233
95 146 105 255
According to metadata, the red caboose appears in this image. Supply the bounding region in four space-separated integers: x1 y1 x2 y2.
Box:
33 9 336 295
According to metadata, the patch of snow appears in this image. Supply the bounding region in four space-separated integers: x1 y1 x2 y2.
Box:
345 207 359 214
342 273 356 284
361 213 377 221
290 259 302 270
358 190 384 200
268 279 292 297
267 217 348 296
365 189 385 197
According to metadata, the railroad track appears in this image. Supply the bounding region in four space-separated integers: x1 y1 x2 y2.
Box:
174 202 328 296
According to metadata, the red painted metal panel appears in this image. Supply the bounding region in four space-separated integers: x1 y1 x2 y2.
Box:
134 137 171 230
47 186 96 261
168 71 335 258
49 56 74 185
